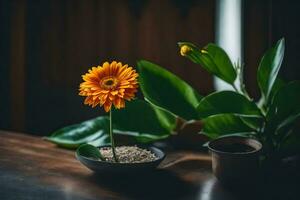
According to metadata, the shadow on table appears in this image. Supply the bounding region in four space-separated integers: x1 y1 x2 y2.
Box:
87 156 300 200
88 169 197 200
199 158 300 200
87 168 260 200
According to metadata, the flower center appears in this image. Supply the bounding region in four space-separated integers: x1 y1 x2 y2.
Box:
100 77 118 89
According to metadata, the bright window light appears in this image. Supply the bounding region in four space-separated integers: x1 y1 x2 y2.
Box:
215 0 243 90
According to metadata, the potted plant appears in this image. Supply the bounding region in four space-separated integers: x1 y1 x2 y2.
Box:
135 38 300 181
75 61 165 172
177 38 299 160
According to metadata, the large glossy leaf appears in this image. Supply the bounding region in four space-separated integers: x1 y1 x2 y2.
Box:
137 60 202 120
240 116 263 132
267 81 300 134
151 103 177 133
46 100 176 149
178 42 236 84
112 99 176 138
267 78 285 106
201 114 256 139
197 91 262 118
46 116 110 149
257 38 285 103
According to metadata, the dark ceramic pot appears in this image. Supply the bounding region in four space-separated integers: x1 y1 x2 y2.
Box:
208 136 262 186
76 145 165 173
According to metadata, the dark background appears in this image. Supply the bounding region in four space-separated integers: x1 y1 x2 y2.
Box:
0 0 299 136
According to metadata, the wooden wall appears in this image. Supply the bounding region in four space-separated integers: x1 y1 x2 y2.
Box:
244 0 300 99
1 0 215 135
2 0 300 135
0 0 12 131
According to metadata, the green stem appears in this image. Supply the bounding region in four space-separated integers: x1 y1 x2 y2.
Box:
109 109 118 162
232 84 240 93
232 83 250 100
241 85 252 100
233 60 252 101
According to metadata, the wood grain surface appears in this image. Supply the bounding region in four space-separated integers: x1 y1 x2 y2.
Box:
0 131 298 200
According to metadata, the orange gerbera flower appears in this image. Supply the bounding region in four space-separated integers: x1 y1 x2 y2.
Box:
79 61 138 112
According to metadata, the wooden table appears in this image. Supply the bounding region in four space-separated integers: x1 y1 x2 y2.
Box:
0 131 298 200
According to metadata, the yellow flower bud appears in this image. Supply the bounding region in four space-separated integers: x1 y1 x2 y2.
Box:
201 49 208 54
180 45 191 56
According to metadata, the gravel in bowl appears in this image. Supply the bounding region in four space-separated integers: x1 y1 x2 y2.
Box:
100 146 158 163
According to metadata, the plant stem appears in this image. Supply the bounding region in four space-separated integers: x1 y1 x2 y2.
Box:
233 60 252 100
109 109 118 162
240 84 252 100
232 84 239 93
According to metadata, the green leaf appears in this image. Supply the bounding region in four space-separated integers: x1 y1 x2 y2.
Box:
77 144 104 160
279 129 300 157
201 114 256 139
277 113 300 134
151 103 177 132
197 91 262 118
47 100 176 149
267 78 285 105
240 116 263 131
267 81 300 121
46 116 110 149
274 114 300 151
112 99 176 139
138 59 202 120
257 38 285 103
204 44 237 84
178 42 236 84
267 81 300 134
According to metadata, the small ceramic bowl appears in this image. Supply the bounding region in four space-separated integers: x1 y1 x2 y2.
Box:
76 145 166 173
